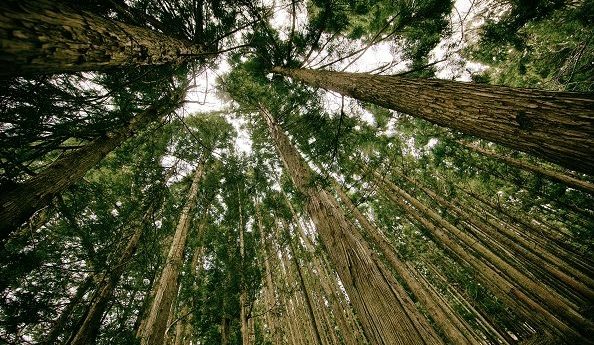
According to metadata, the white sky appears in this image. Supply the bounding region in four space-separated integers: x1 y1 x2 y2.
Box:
178 0 491 159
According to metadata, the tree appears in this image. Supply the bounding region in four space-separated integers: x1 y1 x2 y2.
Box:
0 85 186 243
272 67 594 174
0 1 205 76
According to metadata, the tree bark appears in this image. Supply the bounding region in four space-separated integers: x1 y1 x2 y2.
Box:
137 164 204 345
0 87 185 243
373 172 594 341
332 180 482 345
0 1 202 76
272 67 594 174
260 105 442 345
280 221 324 345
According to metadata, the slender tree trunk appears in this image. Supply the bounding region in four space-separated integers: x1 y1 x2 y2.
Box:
238 189 250 345
43 274 95 344
281 194 367 345
0 1 202 76
332 180 482 345
280 221 323 345
0 88 185 243
272 67 594 174
260 105 442 345
138 164 204 345
67 208 151 345
373 172 594 341
458 142 594 195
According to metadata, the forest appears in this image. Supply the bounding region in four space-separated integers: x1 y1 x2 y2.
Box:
0 0 593 344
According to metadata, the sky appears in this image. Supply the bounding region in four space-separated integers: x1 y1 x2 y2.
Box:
177 0 491 161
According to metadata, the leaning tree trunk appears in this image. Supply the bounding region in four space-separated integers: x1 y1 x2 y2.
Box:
137 164 204 345
332 180 482 345
0 1 202 76
373 172 594 342
260 105 442 345
0 87 185 243
272 67 594 175
67 206 155 345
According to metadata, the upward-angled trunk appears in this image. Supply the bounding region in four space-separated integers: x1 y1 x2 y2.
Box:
0 1 202 76
260 105 442 345
238 189 250 345
272 67 594 174
67 208 153 345
137 164 204 345
0 87 185 243
332 180 482 345
280 221 323 345
373 172 594 341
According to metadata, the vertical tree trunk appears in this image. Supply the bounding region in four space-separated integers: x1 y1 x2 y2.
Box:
0 88 185 243
137 164 204 345
238 189 250 345
280 220 323 345
260 105 442 345
0 1 202 76
272 67 594 174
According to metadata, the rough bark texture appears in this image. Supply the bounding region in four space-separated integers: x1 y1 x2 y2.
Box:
0 88 184 243
374 172 594 342
333 181 481 345
272 67 594 174
261 106 441 345
138 164 204 345
0 1 202 76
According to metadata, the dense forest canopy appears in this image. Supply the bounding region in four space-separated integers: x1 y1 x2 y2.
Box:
0 0 593 344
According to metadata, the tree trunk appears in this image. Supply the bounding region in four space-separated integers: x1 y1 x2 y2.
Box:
280 221 324 345
332 180 482 345
458 142 594 195
0 1 202 76
373 172 594 341
67 208 151 345
137 164 204 345
238 189 250 345
43 274 95 344
272 67 594 174
260 105 442 345
0 87 185 243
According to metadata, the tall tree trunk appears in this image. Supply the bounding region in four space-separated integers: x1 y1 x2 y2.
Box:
260 105 442 345
281 193 367 345
67 208 152 345
373 172 594 341
332 180 482 345
272 67 594 174
0 1 202 76
238 188 250 345
280 220 323 345
458 142 594 195
137 164 204 345
43 274 95 344
0 87 185 243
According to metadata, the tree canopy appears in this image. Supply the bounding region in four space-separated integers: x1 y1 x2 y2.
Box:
1 0 593 344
